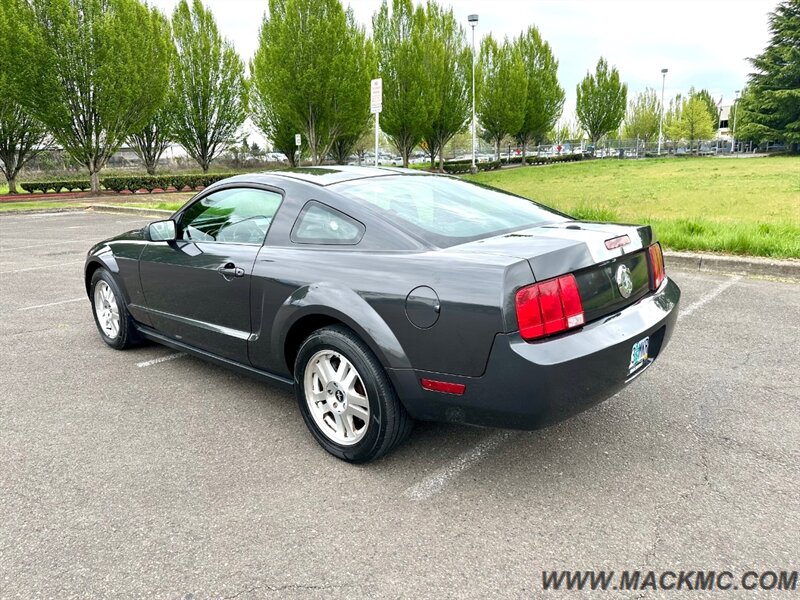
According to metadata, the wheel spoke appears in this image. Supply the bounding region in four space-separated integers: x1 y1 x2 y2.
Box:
315 355 336 385
332 412 347 438
341 414 356 439
346 403 369 422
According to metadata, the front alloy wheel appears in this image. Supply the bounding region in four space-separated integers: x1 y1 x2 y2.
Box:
93 280 120 340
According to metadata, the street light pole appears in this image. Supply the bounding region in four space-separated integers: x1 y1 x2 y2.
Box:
468 14 478 174
731 89 740 154
657 68 668 156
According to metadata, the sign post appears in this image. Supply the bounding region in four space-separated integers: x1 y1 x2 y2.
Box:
370 78 382 167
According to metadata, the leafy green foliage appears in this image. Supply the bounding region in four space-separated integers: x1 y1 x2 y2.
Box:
575 57 627 145
623 88 661 143
693 88 722 131
419 1 470 170
665 93 715 149
514 26 564 155
100 173 239 193
477 34 527 159
18 179 92 193
252 0 373 166
373 0 431 166
127 104 174 175
745 0 800 149
0 0 50 194
171 0 248 173
9 0 172 192
441 160 500 174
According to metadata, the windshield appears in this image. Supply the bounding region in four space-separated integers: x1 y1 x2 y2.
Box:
331 175 565 245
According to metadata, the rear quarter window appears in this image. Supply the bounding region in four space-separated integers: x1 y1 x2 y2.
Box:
291 201 365 245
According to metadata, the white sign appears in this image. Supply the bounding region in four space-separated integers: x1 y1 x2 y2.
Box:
370 78 382 114
295 133 301 147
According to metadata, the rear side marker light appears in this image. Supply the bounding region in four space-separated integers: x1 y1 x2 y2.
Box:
648 243 666 290
421 378 466 395
515 274 585 342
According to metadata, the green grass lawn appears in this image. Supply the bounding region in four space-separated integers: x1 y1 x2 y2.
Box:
0 200 87 212
469 156 800 259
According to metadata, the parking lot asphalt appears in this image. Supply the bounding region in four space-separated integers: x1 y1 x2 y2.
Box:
1 211 798 599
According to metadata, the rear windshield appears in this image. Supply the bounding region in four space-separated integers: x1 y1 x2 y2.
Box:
331 175 565 245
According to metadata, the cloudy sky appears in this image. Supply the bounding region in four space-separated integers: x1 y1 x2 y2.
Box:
151 0 778 129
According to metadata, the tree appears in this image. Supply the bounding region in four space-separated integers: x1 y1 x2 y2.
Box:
666 93 715 151
623 88 661 143
693 88 721 132
477 34 527 160
373 0 430 167
514 26 564 158
420 1 470 171
126 104 173 175
8 0 172 193
576 57 627 146
0 1 49 193
252 0 373 166
746 0 800 150
171 0 248 172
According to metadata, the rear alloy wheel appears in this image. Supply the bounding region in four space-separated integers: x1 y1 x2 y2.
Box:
89 269 140 350
304 350 371 446
294 325 413 463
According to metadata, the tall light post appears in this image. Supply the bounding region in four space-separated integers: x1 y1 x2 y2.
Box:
657 68 668 156
468 14 478 173
731 89 740 154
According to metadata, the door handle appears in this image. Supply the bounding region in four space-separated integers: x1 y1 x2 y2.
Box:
217 262 244 280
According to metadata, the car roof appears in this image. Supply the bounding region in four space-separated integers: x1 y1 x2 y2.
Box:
228 165 432 188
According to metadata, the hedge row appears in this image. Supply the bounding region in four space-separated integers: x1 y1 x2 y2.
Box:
524 153 585 165
18 172 243 194
19 179 92 193
100 172 241 193
442 160 501 174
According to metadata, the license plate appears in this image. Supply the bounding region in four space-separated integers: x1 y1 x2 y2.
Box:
628 336 649 373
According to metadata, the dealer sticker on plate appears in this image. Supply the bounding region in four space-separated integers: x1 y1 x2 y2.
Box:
628 336 650 373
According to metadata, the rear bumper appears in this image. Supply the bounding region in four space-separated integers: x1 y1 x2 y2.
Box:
389 277 680 429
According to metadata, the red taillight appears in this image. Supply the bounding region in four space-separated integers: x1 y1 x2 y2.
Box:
648 243 665 290
515 274 585 341
420 378 466 395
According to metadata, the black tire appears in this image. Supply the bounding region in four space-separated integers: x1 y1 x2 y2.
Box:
294 325 413 463
89 268 140 350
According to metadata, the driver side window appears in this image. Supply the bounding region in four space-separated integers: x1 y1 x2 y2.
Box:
180 187 282 245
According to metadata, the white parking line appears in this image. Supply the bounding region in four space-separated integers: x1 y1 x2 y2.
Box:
16 297 85 311
0 261 83 275
136 353 185 368
404 431 514 501
0 238 98 251
680 275 742 318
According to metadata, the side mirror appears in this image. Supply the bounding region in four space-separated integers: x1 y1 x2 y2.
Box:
148 219 177 242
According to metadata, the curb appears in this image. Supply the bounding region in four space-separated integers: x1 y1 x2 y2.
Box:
88 205 173 218
665 250 800 280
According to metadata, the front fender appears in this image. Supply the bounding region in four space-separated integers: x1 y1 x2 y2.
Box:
84 246 121 297
271 282 412 372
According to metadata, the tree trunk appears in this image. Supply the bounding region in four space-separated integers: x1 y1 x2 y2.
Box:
90 170 101 195
7 176 17 194
520 141 526 165
146 163 156 176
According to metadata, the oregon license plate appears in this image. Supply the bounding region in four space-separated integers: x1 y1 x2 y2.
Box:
628 336 650 373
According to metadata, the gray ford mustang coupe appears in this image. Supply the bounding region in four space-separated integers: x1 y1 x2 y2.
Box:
85 166 680 462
